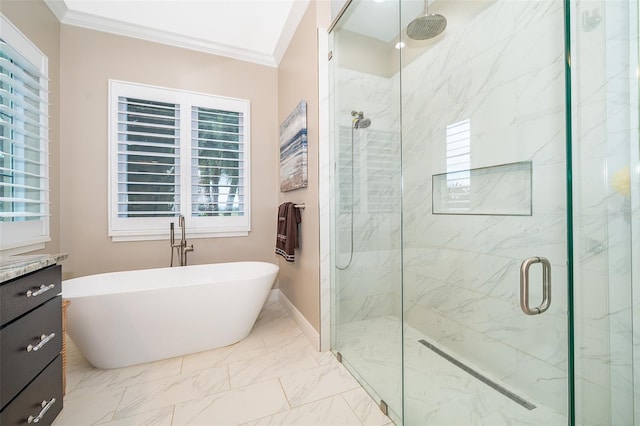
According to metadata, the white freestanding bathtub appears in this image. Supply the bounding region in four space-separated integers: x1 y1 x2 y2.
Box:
62 262 279 369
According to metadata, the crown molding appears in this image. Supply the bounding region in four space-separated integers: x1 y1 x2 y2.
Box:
43 0 278 67
43 0 67 22
272 0 311 66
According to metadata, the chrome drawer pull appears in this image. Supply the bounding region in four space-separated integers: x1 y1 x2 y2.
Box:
27 398 56 423
26 333 56 352
26 284 55 298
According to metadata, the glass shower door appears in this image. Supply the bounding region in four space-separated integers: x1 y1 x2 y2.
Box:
400 0 570 424
329 0 404 423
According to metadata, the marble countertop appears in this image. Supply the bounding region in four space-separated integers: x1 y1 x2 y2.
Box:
0 253 68 283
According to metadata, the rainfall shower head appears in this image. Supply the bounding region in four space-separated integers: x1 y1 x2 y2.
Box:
351 111 371 129
407 0 447 40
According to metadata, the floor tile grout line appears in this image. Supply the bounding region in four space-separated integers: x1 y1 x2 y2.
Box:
75 363 195 398
170 405 176 426
339 392 367 426
108 367 231 422
240 393 361 426
89 410 118 426
226 363 232 391
342 388 393 426
226 348 326 390
276 362 364 411
111 385 128 422
277 377 293 409
172 378 292 426
113 392 219 425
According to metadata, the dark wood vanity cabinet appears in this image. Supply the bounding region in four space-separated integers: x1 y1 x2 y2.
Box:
0 265 63 426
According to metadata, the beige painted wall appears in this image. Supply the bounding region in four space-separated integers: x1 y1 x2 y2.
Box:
1 0 61 255
277 1 330 333
59 25 279 279
5 0 328 337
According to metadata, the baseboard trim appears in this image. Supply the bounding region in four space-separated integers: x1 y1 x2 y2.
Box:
275 289 320 351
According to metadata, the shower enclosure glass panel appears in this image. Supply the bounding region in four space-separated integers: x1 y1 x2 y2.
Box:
400 0 569 424
329 0 404 422
570 0 640 424
330 0 639 424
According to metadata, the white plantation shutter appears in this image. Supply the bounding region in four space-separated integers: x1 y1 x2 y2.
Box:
191 106 245 217
109 80 250 240
0 16 50 252
116 97 180 217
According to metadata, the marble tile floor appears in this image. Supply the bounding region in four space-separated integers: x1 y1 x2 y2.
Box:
335 316 568 426
53 298 393 426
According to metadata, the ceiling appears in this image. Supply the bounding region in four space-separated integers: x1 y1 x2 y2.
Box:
43 0 311 67
337 0 424 43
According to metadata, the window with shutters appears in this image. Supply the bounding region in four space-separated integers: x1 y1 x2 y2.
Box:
108 80 250 241
0 15 50 253
445 119 471 212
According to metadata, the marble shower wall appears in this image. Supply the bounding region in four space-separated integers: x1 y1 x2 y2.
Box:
400 0 568 415
332 66 403 325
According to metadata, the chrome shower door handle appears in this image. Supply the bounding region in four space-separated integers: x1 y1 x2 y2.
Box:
519 256 551 315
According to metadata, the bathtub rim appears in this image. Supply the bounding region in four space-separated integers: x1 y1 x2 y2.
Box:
62 261 279 298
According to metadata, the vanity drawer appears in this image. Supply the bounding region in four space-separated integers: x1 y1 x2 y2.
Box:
0 356 63 426
0 297 62 410
0 266 61 326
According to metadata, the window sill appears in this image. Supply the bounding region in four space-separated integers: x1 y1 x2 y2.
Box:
0 240 48 256
110 230 249 242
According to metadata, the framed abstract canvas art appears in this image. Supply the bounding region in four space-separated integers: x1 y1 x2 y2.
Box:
279 100 308 192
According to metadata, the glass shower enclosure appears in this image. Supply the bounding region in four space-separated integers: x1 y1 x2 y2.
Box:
329 0 404 420
329 0 639 425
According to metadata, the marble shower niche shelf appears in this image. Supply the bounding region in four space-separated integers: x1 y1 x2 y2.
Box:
432 161 532 216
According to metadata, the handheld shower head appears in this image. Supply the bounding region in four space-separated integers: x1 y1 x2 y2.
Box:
351 111 372 129
356 118 371 129
407 0 447 40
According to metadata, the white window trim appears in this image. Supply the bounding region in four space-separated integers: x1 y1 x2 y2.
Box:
0 14 50 254
108 80 251 242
